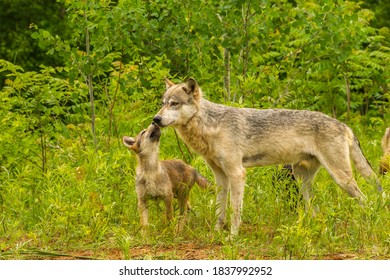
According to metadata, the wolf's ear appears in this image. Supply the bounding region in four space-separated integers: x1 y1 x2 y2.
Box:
123 136 136 149
186 78 202 101
164 77 175 89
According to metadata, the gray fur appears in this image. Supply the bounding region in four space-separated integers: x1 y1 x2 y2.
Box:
153 78 381 236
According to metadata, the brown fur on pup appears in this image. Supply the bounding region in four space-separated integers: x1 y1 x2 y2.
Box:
123 123 209 232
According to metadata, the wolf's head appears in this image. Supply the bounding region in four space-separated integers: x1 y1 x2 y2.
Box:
153 78 202 128
122 123 161 155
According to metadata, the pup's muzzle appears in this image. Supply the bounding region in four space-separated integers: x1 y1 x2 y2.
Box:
149 122 161 141
153 115 162 127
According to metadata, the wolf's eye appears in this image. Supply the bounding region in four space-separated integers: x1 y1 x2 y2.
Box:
170 101 179 107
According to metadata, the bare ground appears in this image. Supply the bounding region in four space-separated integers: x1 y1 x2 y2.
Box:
7 243 377 260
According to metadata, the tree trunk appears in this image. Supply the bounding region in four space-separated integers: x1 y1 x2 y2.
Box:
84 9 97 150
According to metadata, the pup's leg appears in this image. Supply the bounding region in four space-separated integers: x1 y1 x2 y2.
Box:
206 159 230 231
164 194 174 222
138 198 149 233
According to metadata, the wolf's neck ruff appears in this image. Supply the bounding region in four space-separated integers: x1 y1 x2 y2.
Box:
175 100 221 157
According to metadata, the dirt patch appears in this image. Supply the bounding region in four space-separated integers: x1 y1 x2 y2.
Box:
125 243 223 260
4 240 386 260
23 243 224 260
322 253 359 260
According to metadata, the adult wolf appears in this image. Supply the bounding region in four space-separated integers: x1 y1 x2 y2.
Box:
153 78 381 236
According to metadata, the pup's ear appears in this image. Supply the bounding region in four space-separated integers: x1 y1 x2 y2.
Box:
186 78 202 101
123 136 136 149
164 77 175 89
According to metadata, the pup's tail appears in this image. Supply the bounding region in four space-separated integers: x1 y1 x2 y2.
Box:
194 171 210 189
349 130 382 191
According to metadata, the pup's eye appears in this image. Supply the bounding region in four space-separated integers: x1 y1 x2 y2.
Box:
141 130 146 136
170 102 179 107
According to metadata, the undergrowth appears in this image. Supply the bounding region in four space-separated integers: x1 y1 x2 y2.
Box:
0 125 389 260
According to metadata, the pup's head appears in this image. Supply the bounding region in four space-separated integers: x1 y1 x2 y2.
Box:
153 78 202 128
122 123 161 155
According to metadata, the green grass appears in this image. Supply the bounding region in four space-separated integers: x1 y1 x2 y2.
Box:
0 128 389 260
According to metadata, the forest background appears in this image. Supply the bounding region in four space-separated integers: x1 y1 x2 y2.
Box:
0 0 389 260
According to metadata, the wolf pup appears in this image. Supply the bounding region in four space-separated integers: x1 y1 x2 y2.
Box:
153 78 382 236
379 127 390 175
123 123 209 232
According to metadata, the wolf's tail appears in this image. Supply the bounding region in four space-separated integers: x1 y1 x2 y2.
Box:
381 127 390 152
349 130 382 191
194 171 210 189
379 127 390 175
379 156 390 175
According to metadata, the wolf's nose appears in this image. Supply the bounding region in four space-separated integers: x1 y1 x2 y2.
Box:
153 115 162 125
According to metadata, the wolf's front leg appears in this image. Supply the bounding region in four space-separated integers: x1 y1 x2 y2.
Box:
227 167 246 236
215 184 229 231
206 159 230 232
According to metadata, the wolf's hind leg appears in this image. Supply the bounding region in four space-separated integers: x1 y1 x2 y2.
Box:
330 169 365 201
292 157 321 212
319 151 366 202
